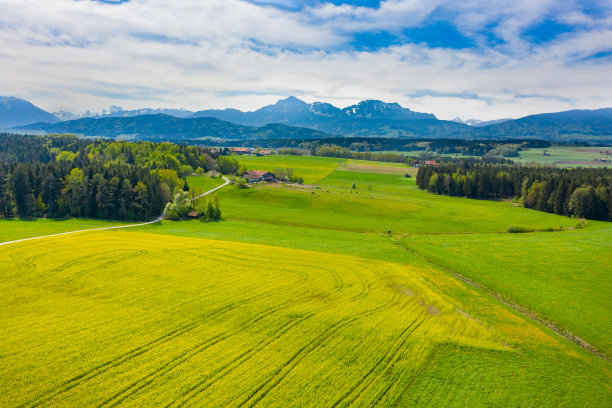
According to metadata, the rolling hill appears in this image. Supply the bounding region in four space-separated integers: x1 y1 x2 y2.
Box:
454 108 612 142
14 114 334 140
8 95 612 143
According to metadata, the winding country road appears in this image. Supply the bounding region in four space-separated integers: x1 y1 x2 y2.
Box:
0 176 230 247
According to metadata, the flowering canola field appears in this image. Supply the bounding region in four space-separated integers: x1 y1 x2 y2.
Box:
0 229 519 407
1 226 610 406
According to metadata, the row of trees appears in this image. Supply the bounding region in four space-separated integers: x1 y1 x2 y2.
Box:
416 162 612 220
213 136 552 155
403 140 547 157
314 144 413 164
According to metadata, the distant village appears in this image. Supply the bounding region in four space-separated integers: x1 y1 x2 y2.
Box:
229 147 273 156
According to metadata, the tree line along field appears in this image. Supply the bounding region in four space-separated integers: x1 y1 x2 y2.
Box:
0 154 610 406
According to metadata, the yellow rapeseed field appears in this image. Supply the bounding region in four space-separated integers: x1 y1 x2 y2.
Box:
0 230 509 407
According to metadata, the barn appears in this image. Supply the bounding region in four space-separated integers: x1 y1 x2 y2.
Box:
242 170 275 183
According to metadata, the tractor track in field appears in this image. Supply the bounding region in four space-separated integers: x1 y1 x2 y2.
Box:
394 238 611 363
19 271 309 408
17 225 322 407
95 256 336 407
329 313 428 408
98 301 298 408
233 289 401 408
99 258 370 407
0 177 229 248
24 246 359 407
166 266 373 407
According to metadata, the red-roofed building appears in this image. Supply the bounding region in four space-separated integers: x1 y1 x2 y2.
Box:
243 170 275 182
230 147 254 155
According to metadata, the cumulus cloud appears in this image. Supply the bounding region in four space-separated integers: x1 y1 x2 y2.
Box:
0 0 611 120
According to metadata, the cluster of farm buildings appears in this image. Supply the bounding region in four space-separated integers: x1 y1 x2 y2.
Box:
230 147 273 156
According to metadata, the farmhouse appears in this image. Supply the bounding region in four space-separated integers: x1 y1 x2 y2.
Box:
230 147 254 155
243 170 275 183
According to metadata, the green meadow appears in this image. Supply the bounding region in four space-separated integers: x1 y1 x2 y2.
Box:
234 154 344 183
215 182 577 234
0 218 131 243
516 146 611 167
401 221 612 355
140 219 410 264
1 155 610 406
185 174 225 192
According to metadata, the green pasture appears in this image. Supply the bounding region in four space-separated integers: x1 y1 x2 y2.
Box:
515 146 611 167
320 169 416 194
345 159 413 168
400 221 612 355
216 182 577 234
185 175 225 193
0 218 131 243
232 154 343 183
140 219 411 264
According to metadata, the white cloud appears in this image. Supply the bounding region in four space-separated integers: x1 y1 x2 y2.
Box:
306 0 441 31
0 0 610 120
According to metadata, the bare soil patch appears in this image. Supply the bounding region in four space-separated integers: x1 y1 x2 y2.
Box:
339 162 414 175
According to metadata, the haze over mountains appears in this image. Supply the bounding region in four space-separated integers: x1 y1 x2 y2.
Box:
3 95 612 143
452 117 512 127
0 96 59 128
190 96 435 124
53 105 194 121
14 115 332 141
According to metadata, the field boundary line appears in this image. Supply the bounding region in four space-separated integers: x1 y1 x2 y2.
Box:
394 238 611 363
0 176 229 247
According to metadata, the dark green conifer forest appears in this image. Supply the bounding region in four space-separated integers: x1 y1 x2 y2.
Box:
0 134 218 220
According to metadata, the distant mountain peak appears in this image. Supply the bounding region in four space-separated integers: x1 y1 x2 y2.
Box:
269 96 308 109
190 96 437 129
0 96 59 128
252 96 311 120
54 106 195 121
281 96 305 103
309 102 341 117
341 100 436 120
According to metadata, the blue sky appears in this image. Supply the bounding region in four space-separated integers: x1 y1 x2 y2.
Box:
1 0 611 120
